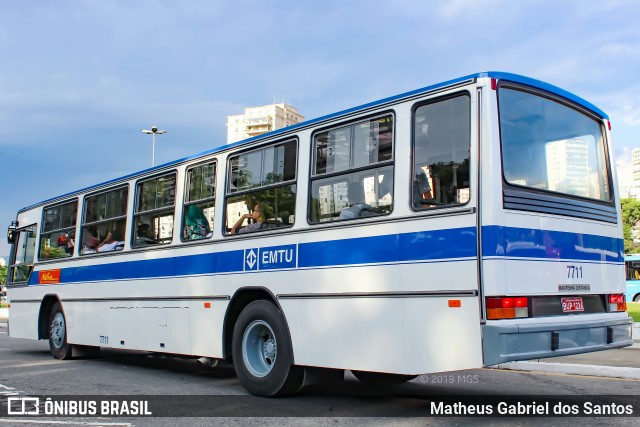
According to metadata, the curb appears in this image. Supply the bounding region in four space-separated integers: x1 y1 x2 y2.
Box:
492 361 640 380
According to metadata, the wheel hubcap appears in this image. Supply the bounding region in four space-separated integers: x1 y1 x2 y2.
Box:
242 320 277 377
50 312 65 349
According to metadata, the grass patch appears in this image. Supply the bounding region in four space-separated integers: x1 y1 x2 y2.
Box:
0 301 7 309
628 302 640 322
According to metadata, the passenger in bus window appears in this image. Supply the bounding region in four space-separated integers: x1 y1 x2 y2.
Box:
58 231 75 255
81 228 100 254
413 167 436 208
184 205 211 240
231 203 265 234
97 226 124 252
339 182 372 220
136 223 156 246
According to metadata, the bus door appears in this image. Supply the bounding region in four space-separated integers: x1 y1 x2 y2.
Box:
7 224 37 285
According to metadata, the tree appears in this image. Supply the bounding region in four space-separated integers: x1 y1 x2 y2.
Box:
621 198 640 253
0 265 7 286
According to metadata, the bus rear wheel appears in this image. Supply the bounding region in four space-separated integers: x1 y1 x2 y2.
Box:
48 302 72 360
352 370 417 385
232 300 303 396
634 294 640 303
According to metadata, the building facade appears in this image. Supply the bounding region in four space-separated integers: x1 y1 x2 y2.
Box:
545 138 590 197
632 148 640 187
226 104 304 144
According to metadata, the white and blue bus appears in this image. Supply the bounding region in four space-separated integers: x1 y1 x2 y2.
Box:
624 254 640 303
6 72 632 396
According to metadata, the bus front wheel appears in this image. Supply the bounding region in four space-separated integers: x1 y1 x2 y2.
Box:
48 302 72 360
232 300 303 396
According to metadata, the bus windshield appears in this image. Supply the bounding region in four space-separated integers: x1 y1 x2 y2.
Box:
499 86 611 202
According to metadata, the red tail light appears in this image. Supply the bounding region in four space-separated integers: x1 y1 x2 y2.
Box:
609 294 626 312
609 294 624 304
486 296 529 320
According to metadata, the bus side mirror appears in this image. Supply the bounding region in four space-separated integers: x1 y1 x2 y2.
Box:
7 221 17 244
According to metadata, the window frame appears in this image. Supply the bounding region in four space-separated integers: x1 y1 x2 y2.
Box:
80 185 129 256
132 171 178 248
497 82 615 207
409 91 472 212
8 223 37 284
308 111 396 225
181 159 217 243
38 199 78 261
224 138 298 236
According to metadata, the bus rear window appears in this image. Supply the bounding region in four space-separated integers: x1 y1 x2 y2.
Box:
499 87 611 202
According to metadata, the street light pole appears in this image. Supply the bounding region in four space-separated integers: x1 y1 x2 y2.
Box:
142 125 167 167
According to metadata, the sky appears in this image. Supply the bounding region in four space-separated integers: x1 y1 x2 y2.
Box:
1 0 639 258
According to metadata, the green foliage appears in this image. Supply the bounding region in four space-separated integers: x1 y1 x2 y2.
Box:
0 265 7 286
621 198 640 253
627 302 640 322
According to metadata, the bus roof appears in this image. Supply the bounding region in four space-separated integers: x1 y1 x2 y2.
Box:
18 71 609 214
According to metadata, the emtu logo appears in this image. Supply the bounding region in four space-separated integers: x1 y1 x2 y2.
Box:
245 249 258 270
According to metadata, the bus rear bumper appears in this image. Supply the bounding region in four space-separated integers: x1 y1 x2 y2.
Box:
482 316 633 366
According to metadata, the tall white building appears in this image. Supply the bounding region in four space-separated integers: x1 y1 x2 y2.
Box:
545 138 590 197
226 104 304 144
632 148 640 187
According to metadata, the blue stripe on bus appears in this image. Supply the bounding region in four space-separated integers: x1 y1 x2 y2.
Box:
28 226 622 286
482 225 624 263
297 227 477 268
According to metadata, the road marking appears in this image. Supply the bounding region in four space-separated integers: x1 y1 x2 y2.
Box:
9 368 74 377
2 360 82 369
0 420 132 426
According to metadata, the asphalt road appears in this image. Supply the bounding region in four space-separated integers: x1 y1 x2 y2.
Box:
1 322 639 427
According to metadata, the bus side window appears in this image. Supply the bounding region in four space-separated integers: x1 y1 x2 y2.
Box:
182 161 215 242
309 115 394 223
133 173 176 247
81 186 128 255
411 94 471 210
39 201 77 259
225 140 297 235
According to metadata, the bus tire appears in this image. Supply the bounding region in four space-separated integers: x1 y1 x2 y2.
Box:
48 302 72 360
232 300 303 396
634 294 640 303
352 370 417 385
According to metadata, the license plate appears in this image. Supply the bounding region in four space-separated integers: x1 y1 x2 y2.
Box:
561 297 584 313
